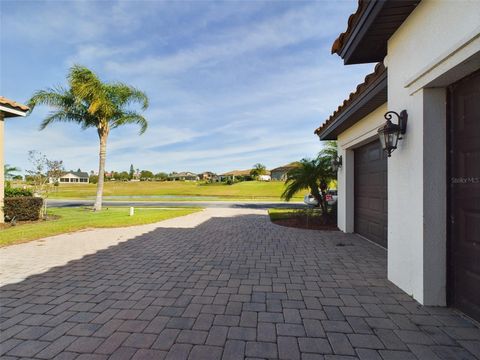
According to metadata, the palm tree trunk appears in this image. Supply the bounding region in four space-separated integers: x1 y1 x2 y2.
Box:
94 128 109 211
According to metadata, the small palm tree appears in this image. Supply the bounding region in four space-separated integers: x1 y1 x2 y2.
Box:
4 164 21 180
28 65 149 211
250 163 267 178
281 157 334 214
319 140 338 165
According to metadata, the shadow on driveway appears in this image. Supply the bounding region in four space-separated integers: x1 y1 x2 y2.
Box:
1 214 478 359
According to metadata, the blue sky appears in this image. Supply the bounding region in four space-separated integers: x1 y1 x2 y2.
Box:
1 0 373 175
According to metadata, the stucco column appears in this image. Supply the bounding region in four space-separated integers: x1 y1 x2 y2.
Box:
0 113 5 224
336 148 354 233
422 88 447 305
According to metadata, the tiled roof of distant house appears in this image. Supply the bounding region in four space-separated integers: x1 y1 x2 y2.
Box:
67 171 89 178
271 162 299 172
169 172 197 177
221 169 253 176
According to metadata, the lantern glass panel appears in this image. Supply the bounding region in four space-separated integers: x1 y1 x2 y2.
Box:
387 132 399 149
379 131 387 149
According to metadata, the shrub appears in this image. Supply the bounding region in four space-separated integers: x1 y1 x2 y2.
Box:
4 197 43 221
4 188 33 197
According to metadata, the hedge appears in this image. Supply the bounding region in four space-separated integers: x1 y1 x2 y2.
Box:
4 197 43 221
4 187 33 197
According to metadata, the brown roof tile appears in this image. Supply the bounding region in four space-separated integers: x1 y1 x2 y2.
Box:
221 169 272 176
314 62 385 136
331 0 368 55
270 162 300 172
0 96 29 112
221 169 252 176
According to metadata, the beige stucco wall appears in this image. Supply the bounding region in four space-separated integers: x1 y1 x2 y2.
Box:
386 0 480 305
336 103 387 233
333 0 479 306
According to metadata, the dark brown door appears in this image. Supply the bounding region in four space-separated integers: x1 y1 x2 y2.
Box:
448 70 480 322
354 140 388 247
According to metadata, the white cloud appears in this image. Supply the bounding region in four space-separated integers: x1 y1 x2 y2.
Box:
105 3 345 76
65 42 147 67
3 0 372 174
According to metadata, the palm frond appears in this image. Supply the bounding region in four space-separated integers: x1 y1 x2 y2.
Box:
28 87 72 111
68 65 111 116
39 109 94 130
111 111 148 134
281 159 317 201
281 157 335 203
318 140 337 159
108 83 149 110
29 64 149 136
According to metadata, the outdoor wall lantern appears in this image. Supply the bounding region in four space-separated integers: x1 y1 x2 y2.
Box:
378 110 408 157
331 155 342 171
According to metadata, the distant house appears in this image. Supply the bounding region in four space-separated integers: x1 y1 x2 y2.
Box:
50 171 89 184
219 169 252 182
257 174 271 181
198 172 217 181
168 172 198 181
270 163 299 181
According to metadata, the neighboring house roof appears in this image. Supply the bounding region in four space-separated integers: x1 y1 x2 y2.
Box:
331 0 420 64
315 62 387 140
221 169 252 176
62 171 89 178
0 96 29 117
271 163 299 173
222 169 271 176
169 172 197 177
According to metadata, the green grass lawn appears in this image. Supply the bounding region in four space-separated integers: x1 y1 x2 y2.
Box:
45 181 304 201
0 207 201 247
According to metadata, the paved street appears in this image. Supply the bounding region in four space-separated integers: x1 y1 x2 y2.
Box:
47 199 305 210
0 208 479 359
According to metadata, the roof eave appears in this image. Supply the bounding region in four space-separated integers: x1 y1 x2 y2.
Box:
338 0 383 64
0 105 28 118
316 69 387 140
334 0 420 65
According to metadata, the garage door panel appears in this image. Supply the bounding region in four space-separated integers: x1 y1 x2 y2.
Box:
369 198 383 212
449 70 480 322
368 223 384 239
368 173 383 186
368 149 381 161
354 140 388 248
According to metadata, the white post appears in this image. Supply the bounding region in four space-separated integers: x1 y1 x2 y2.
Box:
129 207 134 216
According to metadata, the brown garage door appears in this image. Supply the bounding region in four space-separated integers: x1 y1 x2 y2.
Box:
354 140 388 247
448 70 480 322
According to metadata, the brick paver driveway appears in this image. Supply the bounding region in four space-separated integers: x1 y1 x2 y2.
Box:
1 209 479 359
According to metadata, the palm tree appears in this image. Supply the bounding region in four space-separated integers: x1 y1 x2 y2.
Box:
281 157 335 214
319 140 338 165
28 65 149 211
250 163 267 178
4 164 21 180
